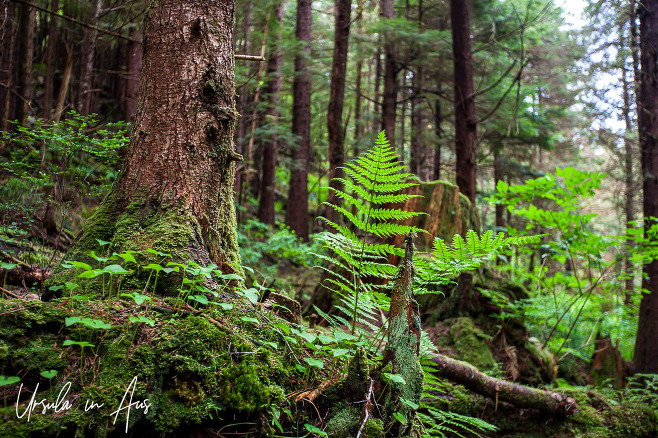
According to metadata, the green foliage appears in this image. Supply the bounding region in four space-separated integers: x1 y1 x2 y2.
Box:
316 131 426 335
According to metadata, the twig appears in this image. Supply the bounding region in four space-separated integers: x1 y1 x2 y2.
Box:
0 286 20 299
356 377 375 438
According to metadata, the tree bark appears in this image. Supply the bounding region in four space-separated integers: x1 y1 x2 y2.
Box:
450 0 477 204
53 51 72 124
257 0 284 226
433 96 442 180
634 0 658 373
326 0 352 221
381 0 397 146
50 0 243 293
12 0 35 125
0 0 14 131
493 148 505 229
285 0 312 241
77 0 101 116
122 28 142 123
620 18 636 302
410 67 422 176
42 0 58 120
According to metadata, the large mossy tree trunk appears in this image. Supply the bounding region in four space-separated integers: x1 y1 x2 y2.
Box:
50 0 242 292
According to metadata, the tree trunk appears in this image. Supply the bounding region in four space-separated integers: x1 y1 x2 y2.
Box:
620 18 636 303
0 0 14 132
122 28 142 123
257 0 284 226
493 148 505 229
234 2 252 198
77 0 101 116
450 0 477 204
634 0 658 373
50 0 243 294
433 96 442 180
410 67 422 176
372 46 382 133
326 0 352 221
42 0 58 120
53 51 72 124
381 0 397 146
285 0 312 241
12 0 35 125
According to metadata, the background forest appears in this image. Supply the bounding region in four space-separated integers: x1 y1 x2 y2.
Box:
1 0 658 437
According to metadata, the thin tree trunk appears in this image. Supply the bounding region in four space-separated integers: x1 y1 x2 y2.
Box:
51 0 243 293
257 0 284 226
12 0 35 125
0 0 14 132
77 0 101 116
432 96 442 180
53 51 72 124
493 148 505 229
381 0 397 146
234 3 252 198
620 19 636 303
450 0 477 204
372 47 382 133
410 67 422 176
326 0 352 221
42 0 58 120
285 0 312 241
634 0 658 374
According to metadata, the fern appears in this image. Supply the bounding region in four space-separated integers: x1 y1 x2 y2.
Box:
415 230 544 289
317 131 426 335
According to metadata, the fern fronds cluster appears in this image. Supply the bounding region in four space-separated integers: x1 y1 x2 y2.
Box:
316 131 426 334
415 230 544 288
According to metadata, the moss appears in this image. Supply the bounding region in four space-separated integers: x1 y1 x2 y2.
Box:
448 317 496 371
364 417 384 437
0 299 296 436
325 403 360 438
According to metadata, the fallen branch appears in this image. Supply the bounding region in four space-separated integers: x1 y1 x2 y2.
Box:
0 266 51 287
430 354 577 416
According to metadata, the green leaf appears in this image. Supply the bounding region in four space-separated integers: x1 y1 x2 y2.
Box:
211 302 233 311
188 294 209 305
304 423 328 437
96 239 111 246
0 376 20 386
392 412 407 424
101 264 130 274
303 357 324 369
65 317 112 329
40 370 58 379
399 397 419 410
129 315 155 326
240 316 259 324
64 260 93 271
62 340 95 348
383 373 406 385
1 262 17 270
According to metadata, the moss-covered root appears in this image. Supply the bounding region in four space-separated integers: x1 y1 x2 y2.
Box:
430 353 577 415
383 234 424 436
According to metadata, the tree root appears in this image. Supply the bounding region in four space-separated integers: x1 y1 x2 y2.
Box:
430 353 577 416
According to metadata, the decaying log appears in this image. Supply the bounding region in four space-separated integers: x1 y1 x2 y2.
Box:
431 353 577 416
0 265 51 287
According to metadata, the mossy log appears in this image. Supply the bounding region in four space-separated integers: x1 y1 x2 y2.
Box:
430 353 577 416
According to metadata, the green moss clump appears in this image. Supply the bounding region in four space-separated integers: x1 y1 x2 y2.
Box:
449 317 496 371
325 403 360 438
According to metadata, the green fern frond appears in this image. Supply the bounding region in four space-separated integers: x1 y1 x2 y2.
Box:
316 130 428 335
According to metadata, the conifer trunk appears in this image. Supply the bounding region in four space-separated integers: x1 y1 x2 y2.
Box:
0 0 14 132
381 0 397 146
257 0 284 226
51 0 243 292
634 0 658 373
326 0 352 221
450 0 477 204
285 0 312 241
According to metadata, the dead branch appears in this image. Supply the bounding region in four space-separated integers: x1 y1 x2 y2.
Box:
430 353 577 416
